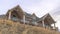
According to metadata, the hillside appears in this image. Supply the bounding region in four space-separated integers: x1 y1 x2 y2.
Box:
0 19 60 34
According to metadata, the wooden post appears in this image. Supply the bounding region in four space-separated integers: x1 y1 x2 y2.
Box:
8 11 11 20
42 20 45 27
23 13 25 24
53 23 55 29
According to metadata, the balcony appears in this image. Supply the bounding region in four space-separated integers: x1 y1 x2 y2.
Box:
11 17 58 31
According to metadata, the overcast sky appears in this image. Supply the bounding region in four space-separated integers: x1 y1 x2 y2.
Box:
0 0 60 29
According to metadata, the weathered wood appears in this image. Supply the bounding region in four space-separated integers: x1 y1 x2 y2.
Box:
42 20 45 27
23 14 25 24
8 11 11 20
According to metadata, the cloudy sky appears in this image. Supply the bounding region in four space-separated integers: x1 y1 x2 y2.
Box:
0 0 60 29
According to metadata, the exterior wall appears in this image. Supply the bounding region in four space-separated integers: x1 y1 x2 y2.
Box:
37 21 43 27
0 15 7 19
6 11 53 29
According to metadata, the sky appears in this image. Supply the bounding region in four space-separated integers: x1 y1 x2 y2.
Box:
0 0 60 29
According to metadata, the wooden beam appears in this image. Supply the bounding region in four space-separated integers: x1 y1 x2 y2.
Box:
23 13 25 24
42 20 45 27
8 11 11 20
53 23 56 29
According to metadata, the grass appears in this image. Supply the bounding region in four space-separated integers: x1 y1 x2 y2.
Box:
0 19 60 34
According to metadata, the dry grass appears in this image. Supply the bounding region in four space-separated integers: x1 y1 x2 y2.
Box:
0 19 60 34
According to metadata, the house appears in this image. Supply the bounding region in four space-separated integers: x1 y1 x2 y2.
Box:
0 5 57 30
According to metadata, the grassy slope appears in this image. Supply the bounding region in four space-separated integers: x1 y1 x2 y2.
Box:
0 19 60 34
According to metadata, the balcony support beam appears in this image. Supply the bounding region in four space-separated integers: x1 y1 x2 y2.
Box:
42 20 45 27
8 11 11 20
23 12 25 24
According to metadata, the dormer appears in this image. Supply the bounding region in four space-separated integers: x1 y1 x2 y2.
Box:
31 13 36 20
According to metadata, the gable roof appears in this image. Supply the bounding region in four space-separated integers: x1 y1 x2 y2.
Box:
6 5 24 14
32 13 36 16
44 13 56 24
37 13 56 24
6 5 25 19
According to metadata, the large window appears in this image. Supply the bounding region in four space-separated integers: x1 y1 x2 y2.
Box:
12 15 19 21
32 21 38 25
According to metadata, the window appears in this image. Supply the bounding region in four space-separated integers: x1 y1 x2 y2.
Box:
33 17 36 19
13 15 16 17
12 15 18 21
32 21 38 25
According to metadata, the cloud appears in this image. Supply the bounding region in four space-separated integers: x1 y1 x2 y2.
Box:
19 0 60 18
50 10 60 29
